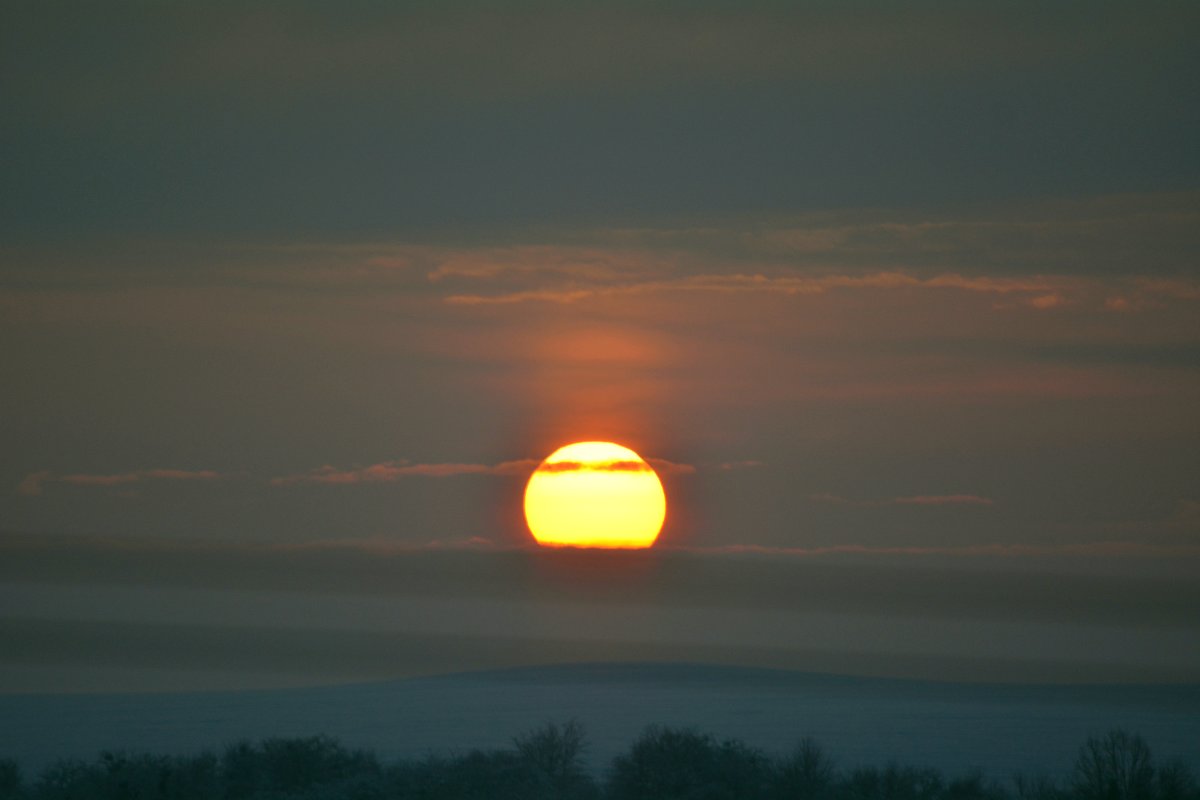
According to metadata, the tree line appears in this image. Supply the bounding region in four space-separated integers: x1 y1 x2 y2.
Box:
0 723 1195 800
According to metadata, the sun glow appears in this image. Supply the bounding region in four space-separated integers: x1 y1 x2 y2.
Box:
524 441 666 549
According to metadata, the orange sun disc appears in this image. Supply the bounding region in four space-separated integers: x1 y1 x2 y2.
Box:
523 441 666 549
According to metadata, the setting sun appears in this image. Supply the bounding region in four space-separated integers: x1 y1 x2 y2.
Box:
524 441 666 548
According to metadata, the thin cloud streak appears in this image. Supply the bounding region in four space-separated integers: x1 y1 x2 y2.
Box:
893 495 995 506
159 194 1194 299
716 460 765 471
16 471 51 497
263 538 1200 559
5 529 1192 562
272 457 701 485
681 542 1200 559
646 458 697 476
17 469 222 496
443 271 1071 306
809 493 994 507
270 460 540 486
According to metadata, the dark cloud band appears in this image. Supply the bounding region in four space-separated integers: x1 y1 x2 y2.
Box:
538 460 652 474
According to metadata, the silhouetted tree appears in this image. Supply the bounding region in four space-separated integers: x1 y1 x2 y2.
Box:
32 759 92 800
772 737 836 800
258 734 379 795
0 759 21 800
1073 730 1155 800
28 751 219 800
842 763 944 800
513 719 597 799
944 770 1008 800
1155 759 1198 800
220 740 261 799
393 748 545 800
607 725 771 800
1013 772 1066 800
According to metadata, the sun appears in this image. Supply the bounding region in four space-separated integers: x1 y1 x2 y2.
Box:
524 441 666 549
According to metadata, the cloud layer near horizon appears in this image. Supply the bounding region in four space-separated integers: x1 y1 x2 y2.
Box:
1 532 1198 691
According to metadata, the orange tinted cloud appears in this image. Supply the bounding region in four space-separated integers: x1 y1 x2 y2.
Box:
16 471 52 496
1027 294 1064 310
443 270 1067 306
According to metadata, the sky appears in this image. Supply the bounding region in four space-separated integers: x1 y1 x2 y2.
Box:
2 2 1199 691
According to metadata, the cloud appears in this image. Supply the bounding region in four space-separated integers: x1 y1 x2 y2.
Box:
18 469 222 495
808 492 993 507
59 474 142 487
715 460 765 471
443 271 1069 306
647 458 697 476
1027 294 1064 310
422 536 497 550
273 457 700 485
892 494 995 506
445 288 599 305
680 541 1200 559
270 460 540 486
411 195 1200 309
537 460 653 473
1137 278 1200 301
16 471 52 496
426 246 661 284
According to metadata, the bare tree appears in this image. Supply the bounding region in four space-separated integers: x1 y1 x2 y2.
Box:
774 737 836 800
1013 771 1066 800
1073 730 1155 800
1156 759 1198 800
514 719 594 798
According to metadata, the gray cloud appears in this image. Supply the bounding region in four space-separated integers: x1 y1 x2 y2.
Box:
893 495 994 506
17 469 222 496
272 457 700 485
809 493 995 508
537 459 649 473
270 460 539 486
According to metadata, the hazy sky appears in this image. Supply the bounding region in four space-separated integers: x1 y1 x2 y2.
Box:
2 2 1198 690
